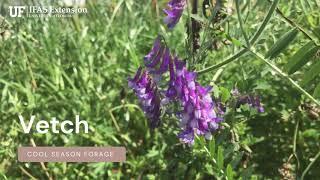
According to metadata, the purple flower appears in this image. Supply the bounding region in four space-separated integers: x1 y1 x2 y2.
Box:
233 89 264 113
163 0 186 29
144 37 163 68
165 56 223 144
143 37 171 83
178 128 195 144
128 67 162 128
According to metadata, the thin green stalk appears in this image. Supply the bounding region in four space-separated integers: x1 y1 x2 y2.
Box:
19 166 38 180
292 117 300 170
198 0 220 52
249 50 320 107
197 48 247 74
301 150 320 180
197 0 279 74
105 0 124 32
195 135 217 164
191 0 200 54
293 118 299 155
186 0 194 64
235 0 250 47
109 104 144 132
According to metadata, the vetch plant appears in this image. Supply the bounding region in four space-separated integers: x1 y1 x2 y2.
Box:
129 37 226 144
128 0 320 178
128 0 266 146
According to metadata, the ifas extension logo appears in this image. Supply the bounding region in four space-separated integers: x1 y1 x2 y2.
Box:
8 4 87 18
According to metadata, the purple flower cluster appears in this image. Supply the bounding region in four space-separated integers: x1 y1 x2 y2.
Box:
237 95 264 113
232 89 264 113
128 67 161 128
166 57 223 144
163 0 186 29
129 37 223 144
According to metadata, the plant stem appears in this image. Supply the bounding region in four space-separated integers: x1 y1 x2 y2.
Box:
195 135 217 164
197 48 247 74
235 0 250 47
249 50 320 107
108 104 144 132
186 0 194 64
197 0 279 75
301 150 320 180
19 166 38 180
293 118 299 153
196 0 219 61
191 0 200 52
292 117 300 170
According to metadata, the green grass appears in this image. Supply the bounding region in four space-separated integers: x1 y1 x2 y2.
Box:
0 1 162 178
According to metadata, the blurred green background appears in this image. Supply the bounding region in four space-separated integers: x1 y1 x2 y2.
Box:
0 0 320 179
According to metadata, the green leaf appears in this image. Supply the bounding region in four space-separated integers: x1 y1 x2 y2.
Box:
285 41 319 74
225 34 242 47
300 59 320 87
226 164 234 180
209 139 216 158
212 84 220 98
302 129 320 139
231 37 243 47
220 87 231 103
265 28 299 59
217 146 224 172
313 84 320 98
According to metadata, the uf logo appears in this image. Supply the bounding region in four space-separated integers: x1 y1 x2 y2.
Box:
9 6 26 17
